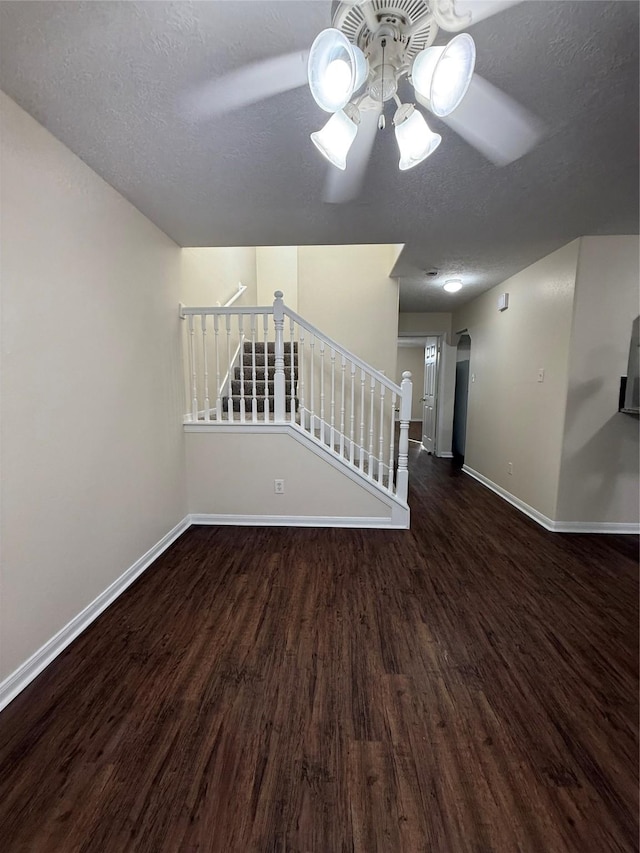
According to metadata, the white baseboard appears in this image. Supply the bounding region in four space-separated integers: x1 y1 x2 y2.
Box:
548 520 640 534
462 466 640 534
0 516 190 713
190 512 409 529
462 466 555 529
436 451 453 458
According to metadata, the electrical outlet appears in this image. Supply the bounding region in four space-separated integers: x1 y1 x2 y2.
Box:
274 479 285 495
471 373 476 383
507 462 513 475
537 368 545 383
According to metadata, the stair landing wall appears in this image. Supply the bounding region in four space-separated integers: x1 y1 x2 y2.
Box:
185 427 409 528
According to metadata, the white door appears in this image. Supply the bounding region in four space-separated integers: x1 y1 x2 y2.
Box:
422 337 439 453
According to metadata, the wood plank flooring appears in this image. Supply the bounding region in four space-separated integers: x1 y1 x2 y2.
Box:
0 448 637 852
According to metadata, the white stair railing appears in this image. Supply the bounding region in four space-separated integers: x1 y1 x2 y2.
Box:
180 291 412 503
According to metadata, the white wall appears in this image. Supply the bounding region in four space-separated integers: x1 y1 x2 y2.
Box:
556 236 639 524
297 245 400 380
0 92 187 680
180 247 257 307
185 430 396 522
452 240 580 520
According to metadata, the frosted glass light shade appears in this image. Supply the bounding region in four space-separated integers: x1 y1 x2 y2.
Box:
412 33 476 117
308 28 368 113
443 279 462 293
394 107 441 171
310 109 359 170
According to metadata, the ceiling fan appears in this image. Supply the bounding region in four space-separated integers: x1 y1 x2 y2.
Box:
186 0 544 204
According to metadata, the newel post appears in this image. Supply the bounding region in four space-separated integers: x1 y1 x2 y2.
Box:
273 290 286 422
396 371 412 503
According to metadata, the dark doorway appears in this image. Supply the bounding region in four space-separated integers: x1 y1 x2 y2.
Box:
452 334 471 468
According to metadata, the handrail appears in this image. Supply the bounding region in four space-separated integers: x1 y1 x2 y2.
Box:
181 304 273 317
216 282 247 308
282 305 402 396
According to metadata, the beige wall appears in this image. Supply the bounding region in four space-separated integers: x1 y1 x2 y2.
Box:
453 240 580 520
256 246 298 311
297 245 399 380
556 236 639 524
186 430 393 520
396 346 425 421
398 312 452 338
0 93 187 680
180 247 257 307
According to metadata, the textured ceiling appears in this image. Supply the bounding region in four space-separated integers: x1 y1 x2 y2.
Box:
0 1 637 311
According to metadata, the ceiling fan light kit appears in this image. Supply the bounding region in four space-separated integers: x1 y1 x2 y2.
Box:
394 104 441 170
411 33 476 117
308 28 368 113
307 0 477 173
310 104 360 170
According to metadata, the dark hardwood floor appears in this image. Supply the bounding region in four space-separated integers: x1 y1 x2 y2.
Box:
0 447 637 852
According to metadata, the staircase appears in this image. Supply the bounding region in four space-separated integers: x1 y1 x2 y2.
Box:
181 291 413 512
223 342 298 413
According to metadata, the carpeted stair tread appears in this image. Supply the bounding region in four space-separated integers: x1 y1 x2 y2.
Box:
231 380 295 395
238 353 299 368
243 342 298 354
234 367 298 381
221 395 298 412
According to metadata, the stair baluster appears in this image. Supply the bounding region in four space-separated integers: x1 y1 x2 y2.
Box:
289 316 296 423
368 375 375 479
349 363 356 465
214 314 222 421
309 334 315 434
238 315 246 423
263 312 270 422
388 391 397 492
396 372 412 503
225 314 234 422
340 355 346 459
188 314 198 422
378 383 385 485
319 340 325 445
359 369 366 472
299 328 306 431
330 348 336 449
250 315 258 422
273 291 286 422
201 314 210 421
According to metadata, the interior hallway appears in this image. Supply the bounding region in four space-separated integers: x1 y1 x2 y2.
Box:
0 447 637 852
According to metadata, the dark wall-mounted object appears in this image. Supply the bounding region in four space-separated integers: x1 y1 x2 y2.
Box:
619 316 639 417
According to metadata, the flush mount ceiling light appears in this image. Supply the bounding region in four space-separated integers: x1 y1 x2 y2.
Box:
443 279 463 293
308 0 477 171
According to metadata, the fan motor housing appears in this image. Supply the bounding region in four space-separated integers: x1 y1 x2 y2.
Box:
331 0 439 62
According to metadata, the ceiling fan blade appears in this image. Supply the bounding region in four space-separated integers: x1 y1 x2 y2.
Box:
427 74 544 166
323 107 381 204
431 0 522 32
185 50 310 119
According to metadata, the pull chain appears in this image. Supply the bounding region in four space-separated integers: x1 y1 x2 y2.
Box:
379 38 387 130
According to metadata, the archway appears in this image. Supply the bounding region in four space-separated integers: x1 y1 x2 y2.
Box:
452 334 471 467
